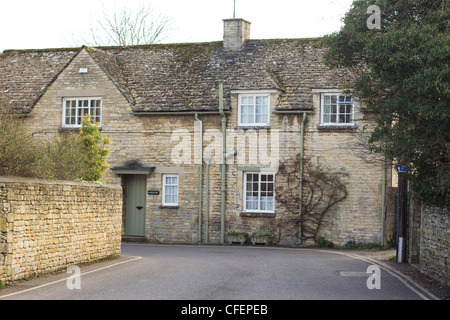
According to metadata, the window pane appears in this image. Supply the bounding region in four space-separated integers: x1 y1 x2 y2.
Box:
71 104 76 117
256 105 268 124
331 104 337 114
255 96 267 106
331 95 337 104
246 197 258 210
339 95 352 103
255 106 261 123
255 96 268 124
241 105 249 123
65 101 71 125
247 106 255 123
241 96 253 105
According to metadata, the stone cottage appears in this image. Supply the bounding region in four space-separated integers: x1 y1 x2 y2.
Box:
0 18 392 246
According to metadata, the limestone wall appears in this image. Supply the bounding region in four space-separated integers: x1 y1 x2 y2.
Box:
0 176 122 284
420 205 449 286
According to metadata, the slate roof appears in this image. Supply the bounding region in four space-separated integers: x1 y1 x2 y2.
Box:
0 39 356 114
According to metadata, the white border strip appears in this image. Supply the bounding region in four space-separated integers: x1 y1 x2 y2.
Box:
304 248 440 300
0 256 142 299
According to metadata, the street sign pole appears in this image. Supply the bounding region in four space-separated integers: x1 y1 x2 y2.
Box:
395 164 407 263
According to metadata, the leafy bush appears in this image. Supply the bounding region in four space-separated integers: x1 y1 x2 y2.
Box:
341 240 383 250
315 236 334 248
227 230 249 237
0 109 110 182
0 111 39 177
77 115 111 182
251 227 275 244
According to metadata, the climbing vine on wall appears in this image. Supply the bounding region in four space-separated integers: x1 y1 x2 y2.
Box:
275 154 349 243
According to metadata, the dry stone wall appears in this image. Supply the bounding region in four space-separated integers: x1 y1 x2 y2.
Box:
0 176 122 284
420 205 450 286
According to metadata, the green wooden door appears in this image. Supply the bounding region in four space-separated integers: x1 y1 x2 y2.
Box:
126 175 147 236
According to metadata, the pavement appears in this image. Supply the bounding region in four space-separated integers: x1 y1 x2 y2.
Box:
348 248 450 300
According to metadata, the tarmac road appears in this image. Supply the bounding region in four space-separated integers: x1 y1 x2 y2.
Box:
0 242 440 302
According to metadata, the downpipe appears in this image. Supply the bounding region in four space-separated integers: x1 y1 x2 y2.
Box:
219 84 226 244
195 113 203 243
298 112 306 245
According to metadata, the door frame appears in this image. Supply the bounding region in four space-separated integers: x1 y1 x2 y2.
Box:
111 166 155 238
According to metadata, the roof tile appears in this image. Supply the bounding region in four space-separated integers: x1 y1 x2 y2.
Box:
0 39 357 113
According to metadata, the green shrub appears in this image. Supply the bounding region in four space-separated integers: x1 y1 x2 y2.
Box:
0 109 110 183
315 236 334 248
77 115 111 182
251 227 275 244
0 111 39 177
341 241 383 250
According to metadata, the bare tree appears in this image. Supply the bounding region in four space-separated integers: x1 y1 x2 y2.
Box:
75 4 172 47
275 154 349 243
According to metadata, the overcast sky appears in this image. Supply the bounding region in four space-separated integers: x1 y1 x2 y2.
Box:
0 0 354 52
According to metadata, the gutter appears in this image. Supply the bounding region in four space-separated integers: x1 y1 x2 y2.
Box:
219 84 227 244
130 111 231 116
272 109 314 114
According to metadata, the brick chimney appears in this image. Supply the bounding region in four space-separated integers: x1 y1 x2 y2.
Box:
223 19 251 51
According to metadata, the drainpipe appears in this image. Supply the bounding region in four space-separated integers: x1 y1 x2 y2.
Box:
204 153 212 243
195 113 203 243
298 112 306 245
219 84 227 244
272 109 313 245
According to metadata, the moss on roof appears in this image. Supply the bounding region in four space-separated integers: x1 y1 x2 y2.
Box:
0 37 355 113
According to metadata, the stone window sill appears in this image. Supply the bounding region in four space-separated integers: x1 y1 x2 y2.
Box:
317 124 358 132
235 126 271 130
240 211 276 218
59 126 103 133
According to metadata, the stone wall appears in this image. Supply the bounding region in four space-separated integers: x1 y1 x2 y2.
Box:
419 205 449 286
0 176 122 284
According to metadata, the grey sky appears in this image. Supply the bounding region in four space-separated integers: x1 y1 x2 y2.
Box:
0 0 354 52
